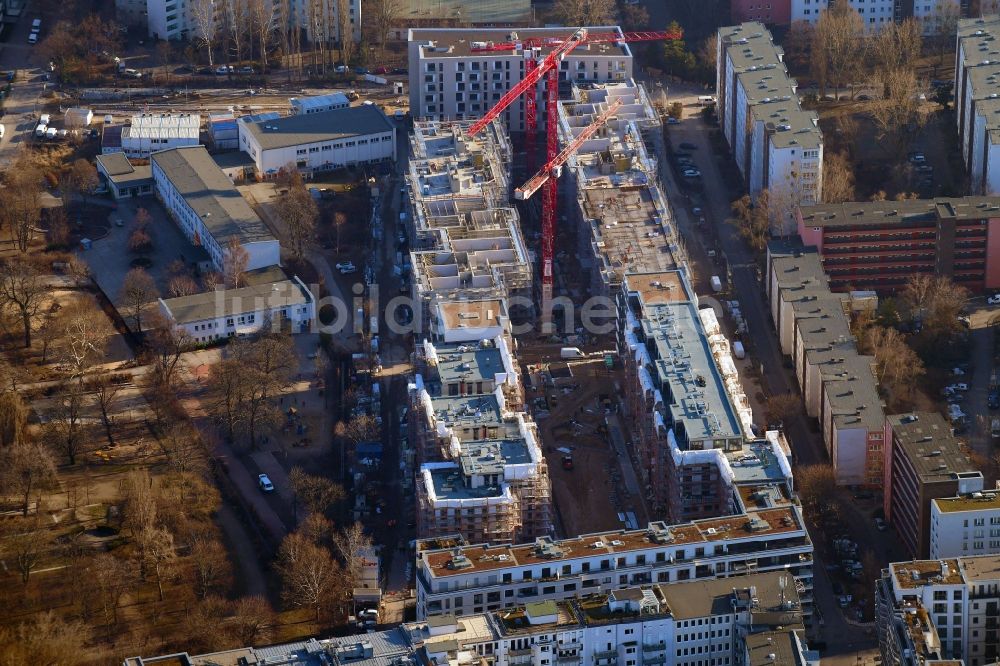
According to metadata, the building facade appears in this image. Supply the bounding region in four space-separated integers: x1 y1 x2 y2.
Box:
876 555 1000 665
796 197 1000 293
158 277 316 342
151 146 280 272
931 491 1000 559
415 510 814 622
717 23 823 234
407 27 633 129
884 412 984 558
238 105 396 178
115 113 201 159
956 16 1000 196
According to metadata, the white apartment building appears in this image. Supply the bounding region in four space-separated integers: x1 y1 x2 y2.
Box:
126 572 818 666
414 509 814 621
791 0 897 30
238 105 396 178
931 492 1000 559
151 146 280 272
144 0 361 43
876 555 1000 666
114 113 200 159
407 27 633 129
717 23 823 234
956 17 1000 195
158 277 316 341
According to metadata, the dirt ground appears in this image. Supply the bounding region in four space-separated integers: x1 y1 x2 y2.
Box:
525 358 646 537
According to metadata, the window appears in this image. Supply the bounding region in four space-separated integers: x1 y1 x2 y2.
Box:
296 149 306 155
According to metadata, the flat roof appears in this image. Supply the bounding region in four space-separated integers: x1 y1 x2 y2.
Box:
934 492 1000 514
727 441 792 485
459 439 532 476
888 412 977 483
744 631 806 666
719 22 784 71
212 151 256 170
799 197 1000 228
622 271 689 306
160 279 310 324
890 559 964 589
959 554 1000 581
429 343 504 386
429 394 503 427
768 243 830 293
427 465 509 500
151 146 275 246
437 299 506 332
95 152 153 185
290 92 350 111
409 26 629 58
823 365 885 431
420 507 807 578
658 569 801 621
959 16 1000 69
242 105 393 152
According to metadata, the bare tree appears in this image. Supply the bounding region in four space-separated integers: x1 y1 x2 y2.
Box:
0 611 87 665
249 0 277 70
92 373 122 447
3 517 48 584
61 158 100 207
140 526 177 601
811 3 864 97
274 184 319 259
289 467 345 516
54 299 111 379
145 312 193 387
0 259 45 347
168 274 200 297
229 595 276 645
121 469 158 544
822 151 856 203
0 390 29 448
336 0 355 63
730 192 771 253
363 0 403 58
333 522 373 591
190 533 231 599
861 325 925 401
89 553 137 628
783 21 814 73
207 357 248 441
0 155 43 253
277 531 343 620
1 440 57 516
120 267 160 334
223 237 250 288
795 464 838 511
549 0 616 25
223 0 250 63
764 393 800 428
868 18 922 80
866 67 926 158
191 0 219 66
183 596 234 654
47 383 85 464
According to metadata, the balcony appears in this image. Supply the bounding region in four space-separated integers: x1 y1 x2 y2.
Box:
594 650 618 662
642 656 666 666
642 644 666 653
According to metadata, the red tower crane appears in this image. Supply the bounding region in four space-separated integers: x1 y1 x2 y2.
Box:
464 27 682 328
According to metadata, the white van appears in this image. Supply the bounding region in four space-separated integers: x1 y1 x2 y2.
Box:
560 347 584 359
31 19 41 33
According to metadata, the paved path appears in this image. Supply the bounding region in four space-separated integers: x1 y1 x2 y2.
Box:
215 503 270 599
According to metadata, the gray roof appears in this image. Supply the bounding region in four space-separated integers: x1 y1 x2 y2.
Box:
658 570 800 621
888 412 979 483
459 438 531 476
430 394 503 427
160 279 310 324
212 151 257 170
152 146 274 246
744 630 809 666
432 343 504 386
290 92 350 112
799 196 1000 228
96 152 153 185
242 105 394 151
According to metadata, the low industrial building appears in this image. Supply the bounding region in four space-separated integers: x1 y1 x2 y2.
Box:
151 146 280 272
95 152 153 200
931 490 1000 559
796 196 1000 293
207 112 238 151
884 412 983 559
238 105 396 178
876 555 1000 665
158 276 316 341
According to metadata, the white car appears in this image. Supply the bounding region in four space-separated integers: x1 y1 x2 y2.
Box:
336 261 357 274
27 33 37 45
0 124 5 139
258 473 274 492
947 383 969 392
39 113 50 125
45 127 57 139
989 294 1000 305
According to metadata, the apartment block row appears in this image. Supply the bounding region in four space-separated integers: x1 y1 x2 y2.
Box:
796 196 1000 294
765 241 885 486
876 555 1000 666
557 80 682 299
126 569 817 666
115 0 362 45
956 16 1000 196
717 23 823 235
414 508 813 622
733 0 959 32
407 27 634 128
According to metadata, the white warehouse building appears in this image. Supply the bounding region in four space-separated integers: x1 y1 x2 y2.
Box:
151 146 280 272
118 113 200 159
238 105 396 178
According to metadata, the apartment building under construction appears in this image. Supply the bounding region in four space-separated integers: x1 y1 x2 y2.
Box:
410 338 552 544
403 119 533 333
557 80 682 299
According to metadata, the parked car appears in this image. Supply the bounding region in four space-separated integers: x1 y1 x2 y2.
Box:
916 164 934 173
336 261 357 274
372 66 390 74
947 383 969 392
258 473 274 492
909 151 926 164
239 66 255 74
198 66 215 75
354 66 369 75
989 293 1000 305
875 517 888 532
391 67 408 74
666 117 680 124
39 113 50 125
215 65 233 75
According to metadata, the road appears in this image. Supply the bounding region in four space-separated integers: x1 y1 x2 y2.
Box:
662 95 877 657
